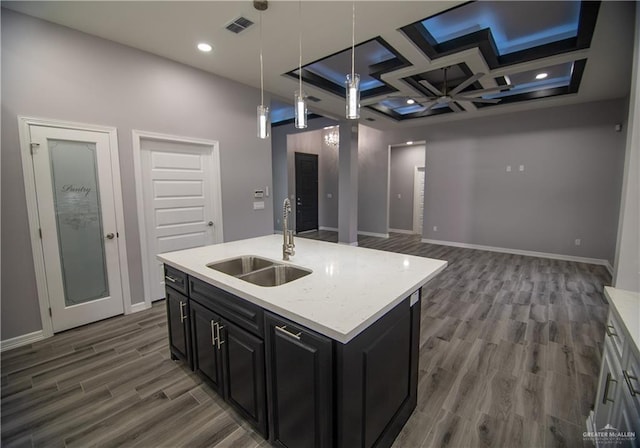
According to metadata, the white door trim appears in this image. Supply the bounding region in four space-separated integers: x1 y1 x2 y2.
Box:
413 166 426 235
132 130 224 306
18 116 131 339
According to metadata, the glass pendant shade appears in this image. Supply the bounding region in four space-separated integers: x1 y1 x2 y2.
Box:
257 105 270 139
345 73 360 119
294 91 308 129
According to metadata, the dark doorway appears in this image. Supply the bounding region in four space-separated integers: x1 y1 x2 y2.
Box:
295 152 319 233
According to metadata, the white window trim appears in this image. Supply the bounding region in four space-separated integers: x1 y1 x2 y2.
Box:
18 116 132 339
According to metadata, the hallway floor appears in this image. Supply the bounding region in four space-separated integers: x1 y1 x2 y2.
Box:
1 232 610 447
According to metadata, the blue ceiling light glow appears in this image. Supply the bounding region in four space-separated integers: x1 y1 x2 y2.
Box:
421 1 581 55
270 101 295 124
302 39 395 92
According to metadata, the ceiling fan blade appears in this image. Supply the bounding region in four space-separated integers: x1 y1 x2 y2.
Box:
449 102 463 112
419 101 438 110
418 79 444 97
462 84 514 96
453 96 501 104
449 72 485 96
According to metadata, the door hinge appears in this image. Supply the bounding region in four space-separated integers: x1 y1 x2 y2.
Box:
38 228 42 239
48 307 52 317
30 142 40 155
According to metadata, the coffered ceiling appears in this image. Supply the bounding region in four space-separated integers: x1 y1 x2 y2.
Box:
2 1 635 130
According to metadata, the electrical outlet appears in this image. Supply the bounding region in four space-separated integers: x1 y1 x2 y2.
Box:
327 193 332 199
506 165 512 172
574 238 581 246
397 193 402 199
433 226 438 231
519 165 525 172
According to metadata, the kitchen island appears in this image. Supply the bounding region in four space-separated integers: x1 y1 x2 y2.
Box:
158 235 447 448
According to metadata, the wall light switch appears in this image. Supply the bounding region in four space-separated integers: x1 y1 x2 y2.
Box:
327 193 332 199
433 226 438 231
506 165 512 172
253 201 265 210
519 165 525 172
397 193 402 199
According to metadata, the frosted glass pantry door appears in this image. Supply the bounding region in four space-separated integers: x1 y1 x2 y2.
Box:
30 125 124 332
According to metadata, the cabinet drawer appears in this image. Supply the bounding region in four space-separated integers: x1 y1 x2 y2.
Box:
190 277 264 337
605 311 626 361
164 265 188 295
622 349 640 419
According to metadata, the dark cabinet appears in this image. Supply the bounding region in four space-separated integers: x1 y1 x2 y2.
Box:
265 312 333 448
166 287 191 368
189 291 268 437
190 300 223 394
220 318 267 436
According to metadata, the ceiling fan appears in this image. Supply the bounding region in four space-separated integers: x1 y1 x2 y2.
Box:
391 67 514 112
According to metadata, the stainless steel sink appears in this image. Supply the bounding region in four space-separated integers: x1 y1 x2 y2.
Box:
207 255 311 287
238 265 312 287
207 256 275 276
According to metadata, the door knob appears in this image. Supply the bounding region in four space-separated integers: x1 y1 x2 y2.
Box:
105 233 115 239
207 221 214 227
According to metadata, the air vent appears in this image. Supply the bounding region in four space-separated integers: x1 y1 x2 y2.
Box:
225 17 254 34
307 96 321 103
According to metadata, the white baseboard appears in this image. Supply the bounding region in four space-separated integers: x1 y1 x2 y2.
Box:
421 238 612 267
358 231 389 239
604 262 614 276
389 228 416 235
319 226 339 232
129 302 150 314
1 330 45 352
338 241 359 247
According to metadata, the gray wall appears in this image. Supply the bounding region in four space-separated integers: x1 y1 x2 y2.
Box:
1 10 274 340
389 144 426 231
271 117 337 230
286 128 338 230
614 7 640 291
357 125 388 235
380 99 628 264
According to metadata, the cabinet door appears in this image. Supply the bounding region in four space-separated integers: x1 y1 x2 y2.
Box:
220 318 267 437
166 287 191 366
265 312 333 448
594 349 621 431
190 300 223 394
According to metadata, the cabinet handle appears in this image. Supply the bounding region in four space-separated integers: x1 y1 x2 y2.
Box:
165 275 177 283
603 372 617 404
623 370 639 396
275 325 302 340
179 301 187 323
605 325 618 337
211 321 218 347
216 322 225 349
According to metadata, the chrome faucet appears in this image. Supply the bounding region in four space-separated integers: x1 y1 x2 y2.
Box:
282 198 295 260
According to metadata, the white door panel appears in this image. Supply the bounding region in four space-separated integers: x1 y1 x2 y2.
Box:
29 125 124 332
139 136 222 302
413 167 425 235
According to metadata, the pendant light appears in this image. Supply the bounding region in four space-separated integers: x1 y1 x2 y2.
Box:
345 1 360 119
256 1 270 139
294 0 307 129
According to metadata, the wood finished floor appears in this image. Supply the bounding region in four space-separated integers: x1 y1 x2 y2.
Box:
1 231 610 448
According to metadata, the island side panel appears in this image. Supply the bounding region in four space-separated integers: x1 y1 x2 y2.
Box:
336 295 420 448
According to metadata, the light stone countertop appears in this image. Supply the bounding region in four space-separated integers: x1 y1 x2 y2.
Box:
605 286 640 355
158 235 447 343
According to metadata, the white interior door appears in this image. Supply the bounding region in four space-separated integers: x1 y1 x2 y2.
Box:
413 166 425 235
29 125 124 332
139 137 222 302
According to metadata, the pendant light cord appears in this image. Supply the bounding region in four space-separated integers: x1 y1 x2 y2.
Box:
351 1 355 78
298 0 303 95
260 11 264 106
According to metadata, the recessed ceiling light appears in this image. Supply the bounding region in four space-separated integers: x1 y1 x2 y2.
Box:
406 141 413 145
535 72 548 80
406 99 416 105
197 43 213 53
